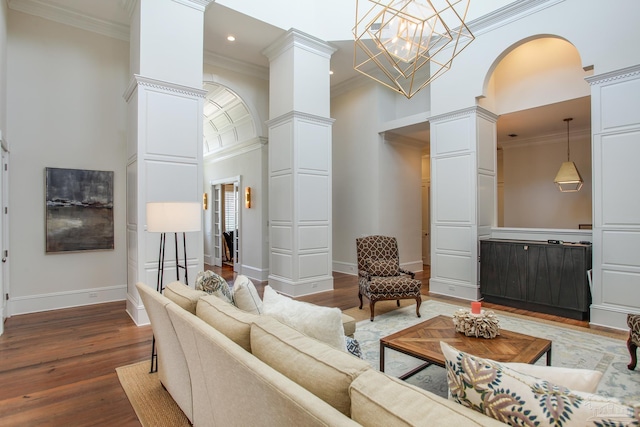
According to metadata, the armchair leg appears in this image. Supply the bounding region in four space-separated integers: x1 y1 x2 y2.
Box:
396 300 400 307
628 337 638 370
369 301 376 322
415 296 422 318
358 292 363 310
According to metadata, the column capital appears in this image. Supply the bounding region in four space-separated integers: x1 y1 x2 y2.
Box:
124 74 207 102
262 28 337 62
171 0 215 12
429 106 498 125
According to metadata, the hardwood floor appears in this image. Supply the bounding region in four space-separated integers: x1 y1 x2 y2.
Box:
0 265 626 426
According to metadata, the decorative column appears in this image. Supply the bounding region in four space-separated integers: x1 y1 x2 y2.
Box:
263 30 336 296
429 107 497 301
125 0 211 324
587 65 640 329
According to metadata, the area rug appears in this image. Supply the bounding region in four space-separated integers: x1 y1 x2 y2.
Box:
116 361 190 427
354 299 640 405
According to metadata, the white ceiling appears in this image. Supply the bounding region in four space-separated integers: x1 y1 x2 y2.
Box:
9 0 591 147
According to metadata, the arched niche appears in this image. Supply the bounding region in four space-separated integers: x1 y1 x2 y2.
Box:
480 36 593 230
202 81 259 156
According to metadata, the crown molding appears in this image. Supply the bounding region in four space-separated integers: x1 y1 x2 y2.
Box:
500 127 590 150
123 74 207 102
266 110 335 128
467 0 564 36
8 0 130 41
586 64 640 86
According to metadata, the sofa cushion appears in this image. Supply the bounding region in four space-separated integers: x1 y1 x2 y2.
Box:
441 341 639 426
251 316 371 417
262 285 346 351
164 281 207 314
232 275 263 315
349 369 505 426
196 294 260 352
194 270 233 303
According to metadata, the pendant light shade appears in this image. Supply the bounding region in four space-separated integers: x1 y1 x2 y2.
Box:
554 118 583 192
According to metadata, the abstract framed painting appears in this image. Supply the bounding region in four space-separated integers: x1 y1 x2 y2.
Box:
45 167 114 253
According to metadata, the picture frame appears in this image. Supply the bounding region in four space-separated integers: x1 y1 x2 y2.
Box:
45 167 114 253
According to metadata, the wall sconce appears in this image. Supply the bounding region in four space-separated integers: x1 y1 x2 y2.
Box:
202 192 208 210
245 187 251 208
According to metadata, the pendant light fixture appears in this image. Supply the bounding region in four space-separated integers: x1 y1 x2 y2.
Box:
353 0 475 99
554 117 583 192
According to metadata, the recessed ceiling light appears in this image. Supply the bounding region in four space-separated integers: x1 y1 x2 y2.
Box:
227 35 236 42
329 70 334 75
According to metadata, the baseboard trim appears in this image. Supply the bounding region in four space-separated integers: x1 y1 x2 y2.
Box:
241 264 269 282
333 261 357 276
9 284 127 316
126 293 149 326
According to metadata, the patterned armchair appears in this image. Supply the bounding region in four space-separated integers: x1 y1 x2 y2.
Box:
356 235 422 321
627 313 640 370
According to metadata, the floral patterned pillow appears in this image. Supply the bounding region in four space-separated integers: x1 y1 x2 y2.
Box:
366 258 398 277
440 341 639 427
194 270 233 304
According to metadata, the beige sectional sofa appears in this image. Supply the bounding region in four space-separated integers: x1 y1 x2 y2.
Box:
137 281 505 426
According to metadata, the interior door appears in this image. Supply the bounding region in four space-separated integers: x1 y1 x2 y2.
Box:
421 182 431 266
212 184 222 267
0 143 8 335
233 182 239 273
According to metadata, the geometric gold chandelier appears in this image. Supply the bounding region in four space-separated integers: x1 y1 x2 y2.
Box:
554 117 583 192
353 0 475 99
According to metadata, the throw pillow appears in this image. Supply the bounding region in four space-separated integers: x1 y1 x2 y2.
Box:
366 258 398 276
232 275 263 315
440 341 639 427
262 285 346 351
345 336 363 359
194 270 233 304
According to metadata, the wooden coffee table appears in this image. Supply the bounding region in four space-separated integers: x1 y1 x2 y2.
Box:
380 315 552 379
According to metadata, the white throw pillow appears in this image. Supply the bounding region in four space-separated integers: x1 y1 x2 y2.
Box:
262 285 346 352
232 275 263 315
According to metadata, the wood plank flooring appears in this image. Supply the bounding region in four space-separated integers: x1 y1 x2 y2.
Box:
0 265 626 426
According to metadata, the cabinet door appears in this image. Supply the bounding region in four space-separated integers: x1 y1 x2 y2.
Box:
480 241 527 300
528 245 590 311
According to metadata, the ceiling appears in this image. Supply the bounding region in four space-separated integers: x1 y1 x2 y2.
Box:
9 0 591 147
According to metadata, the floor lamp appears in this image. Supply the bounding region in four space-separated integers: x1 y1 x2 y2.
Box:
146 201 201 373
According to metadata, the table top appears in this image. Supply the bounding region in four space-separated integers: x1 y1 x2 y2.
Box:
380 315 552 367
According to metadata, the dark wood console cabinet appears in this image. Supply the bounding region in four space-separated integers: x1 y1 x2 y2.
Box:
480 239 592 320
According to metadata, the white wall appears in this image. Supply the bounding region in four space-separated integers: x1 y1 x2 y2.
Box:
7 11 129 314
0 0 7 131
502 132 592 228
332 82 423 274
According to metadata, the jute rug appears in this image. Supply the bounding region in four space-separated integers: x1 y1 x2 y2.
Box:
116 361 190 427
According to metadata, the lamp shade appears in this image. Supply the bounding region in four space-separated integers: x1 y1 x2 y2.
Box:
146 202 201 233
554 161 583 192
